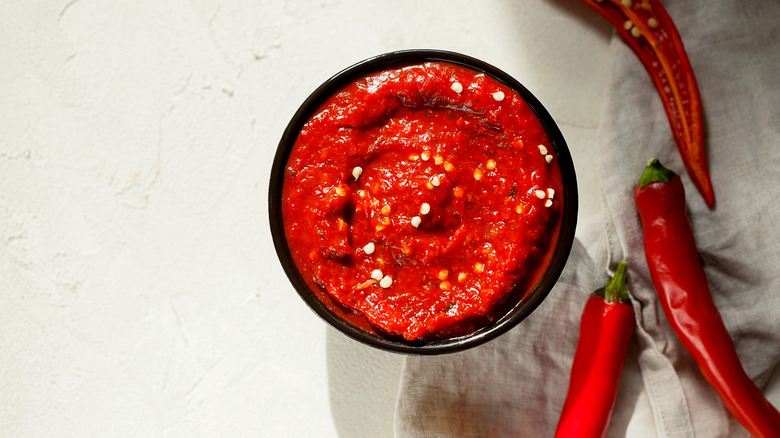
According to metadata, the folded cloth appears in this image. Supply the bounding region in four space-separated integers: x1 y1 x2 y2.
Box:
394 1 780 437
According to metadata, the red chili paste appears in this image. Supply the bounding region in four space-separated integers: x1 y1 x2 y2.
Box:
282 61 563 341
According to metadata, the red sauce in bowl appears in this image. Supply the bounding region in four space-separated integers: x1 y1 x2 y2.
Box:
282 61 564 341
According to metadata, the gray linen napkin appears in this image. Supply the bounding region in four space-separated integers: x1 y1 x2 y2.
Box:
394 1 780 437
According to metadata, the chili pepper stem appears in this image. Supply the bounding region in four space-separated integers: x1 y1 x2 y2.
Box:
638 158 676 188
594 260 630 304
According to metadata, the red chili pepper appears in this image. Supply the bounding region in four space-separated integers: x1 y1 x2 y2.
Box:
554 261 634 438
580 0 715 207
635 159 780 437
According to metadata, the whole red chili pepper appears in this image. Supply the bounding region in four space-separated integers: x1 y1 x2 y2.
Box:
635 159 780 437
554 261 634 438
580 0 715 207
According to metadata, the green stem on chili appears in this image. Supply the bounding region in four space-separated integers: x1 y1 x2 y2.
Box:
594 260 630 304
635 159 780 438
554 261 634 438
580 0 715 207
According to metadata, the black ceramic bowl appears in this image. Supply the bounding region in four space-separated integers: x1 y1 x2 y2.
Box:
269 50 577 354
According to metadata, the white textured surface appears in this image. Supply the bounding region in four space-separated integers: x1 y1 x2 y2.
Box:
1 1 607 436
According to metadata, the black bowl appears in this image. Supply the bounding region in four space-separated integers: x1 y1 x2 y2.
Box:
269 49 577 354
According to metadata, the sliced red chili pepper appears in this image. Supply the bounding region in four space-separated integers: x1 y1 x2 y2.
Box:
635 159 780 437
581 0 715 207
554 261 634 438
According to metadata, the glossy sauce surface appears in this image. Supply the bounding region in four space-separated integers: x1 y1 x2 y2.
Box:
282 62 562 340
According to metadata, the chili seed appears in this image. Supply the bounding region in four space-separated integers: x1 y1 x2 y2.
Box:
538 145 548 155
439 281 451 291
420 203 431 215
363 242 375 254
371 269 383 280
457 272 467 282
352 166 363 180
545 154 553 163
473 168 483 181
492 91 505 101
486 159 496 170
451 82 463 93
438 269 449 281
535 190 546 199
411 216 422 228
380 275 393 288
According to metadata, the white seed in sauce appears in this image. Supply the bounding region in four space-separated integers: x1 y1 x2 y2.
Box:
411 216 422 228
538 145 548 155
420 203 431 215
363 242 375 255
451 82 463 94
492 91 505 101
352 166 363 180
380 275 393 288
371 269 383 281
535 190 546 199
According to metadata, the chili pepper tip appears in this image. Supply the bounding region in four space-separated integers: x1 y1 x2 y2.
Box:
594 261 630 304
638 159 677 189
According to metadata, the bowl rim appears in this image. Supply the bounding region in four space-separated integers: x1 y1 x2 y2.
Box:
269 49 578 355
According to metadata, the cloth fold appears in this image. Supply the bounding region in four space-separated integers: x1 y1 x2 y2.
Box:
394 1 780 437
